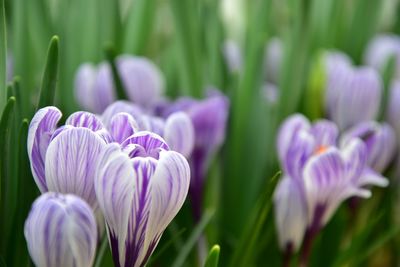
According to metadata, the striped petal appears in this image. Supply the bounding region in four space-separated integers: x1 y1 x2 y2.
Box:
277 113 310 163
164 112 195 158
45 127 107 209
303 148 370 226
310 120 338 147
102 101 143 128
74 64 97 113
24 193 97 267
122 131 170 159
67 111 112 143
273 176 307 252
28 106 62 192
144 150 190 259
109 112 139 143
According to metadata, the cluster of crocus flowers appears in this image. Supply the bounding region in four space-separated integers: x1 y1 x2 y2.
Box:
273 114 388 266
25 105 192 267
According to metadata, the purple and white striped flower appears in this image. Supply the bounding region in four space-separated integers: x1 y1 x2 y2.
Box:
324 53 382 131
74 56 164 113
27 107 109 209
24 193 97 267
95 132 190 267
342 121 396 173
274 114 387 255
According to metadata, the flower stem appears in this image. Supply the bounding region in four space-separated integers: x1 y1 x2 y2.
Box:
282 243 293 267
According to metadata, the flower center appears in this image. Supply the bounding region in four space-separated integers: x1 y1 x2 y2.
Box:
314 145 328 155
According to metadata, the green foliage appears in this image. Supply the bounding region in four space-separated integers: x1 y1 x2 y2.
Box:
204 245 220 267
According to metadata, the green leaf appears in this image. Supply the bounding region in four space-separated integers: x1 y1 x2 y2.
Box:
229 172 280 267
105 46 128 100
379 55 396 121
171 209 215 267
122 0 157 55
204 245 220 267
0 97 16 257
0 0 6 110
37 36 59 109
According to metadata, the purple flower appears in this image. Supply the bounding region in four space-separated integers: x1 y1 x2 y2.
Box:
94 132 190 267
342 121 396 173
274 114 387 253
74 56 164 113
27 107 109 209
24 193 97 267
324 53 382 130
364 34 400 77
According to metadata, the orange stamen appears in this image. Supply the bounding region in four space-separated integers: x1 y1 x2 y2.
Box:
314 145 328 155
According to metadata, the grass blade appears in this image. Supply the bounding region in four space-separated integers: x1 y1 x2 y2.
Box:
0 0 6 111
171 209 214 267
37 36 59 109
204 245 220 267
105 46 128 100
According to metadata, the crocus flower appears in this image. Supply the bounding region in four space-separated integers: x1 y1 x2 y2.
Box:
364 34 400 78
24 192 97 267
95 132 190 267
27 107 109 209
274 114 387 259
324 53 382 131
74 56 164 113
342 121 396 173
164 93 229 221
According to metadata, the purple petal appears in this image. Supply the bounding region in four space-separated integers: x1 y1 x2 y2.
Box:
303 148 370 226
386 80 400 135
145 150 190 255
24 193 97 267
140 115 166 136
122 131 170 159
109 112 139 144
341 138 367 182
117 55 165 109
164 112 195 158
28 106 62 192
273 176 307 251
102 101 143 128
45 128 107 209
310 120 338 147
277 114 311 163
66 111 104 131
357 168 389 188
74 64 98 113
92 63 116 113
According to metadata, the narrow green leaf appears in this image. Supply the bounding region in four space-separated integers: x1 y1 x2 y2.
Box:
229 172 280 267
379 55 396 120
204 245 220 267
171 209 215 267
0 97 16 257
37 36 59 109
94 234 110 267
122 0 157 55
105 46 128 100
0 0 6 110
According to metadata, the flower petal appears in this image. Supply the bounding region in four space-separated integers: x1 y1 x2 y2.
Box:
74 63 97 113
164 112 195 158
45 127 107 208
28 106 62 192
109 112 139 144
273 176 307 251
358 168 389 188
310 120 338 147
341 138 367 182
144 150 190 258
122 131 170 159
24 193 97 267
277 113 310 163
102 100 143 128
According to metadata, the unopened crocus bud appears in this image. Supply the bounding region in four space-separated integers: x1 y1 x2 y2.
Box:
164 112 195 158
24 193 97 267
325 59 382 131
364 34 400 77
